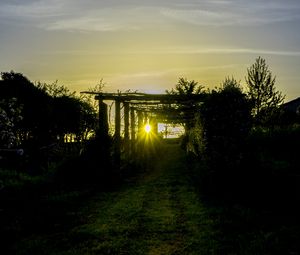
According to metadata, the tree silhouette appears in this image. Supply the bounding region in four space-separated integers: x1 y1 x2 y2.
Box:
0 71 97 145
246 57 285 125
167 77 204 96
36 80 75 98
0 98 22 148
166 77 205 132
0 71 52 144
199 79 252 165
222 76 242 90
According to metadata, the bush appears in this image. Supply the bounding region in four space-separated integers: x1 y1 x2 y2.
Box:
193 85 252 169
53 136 116 190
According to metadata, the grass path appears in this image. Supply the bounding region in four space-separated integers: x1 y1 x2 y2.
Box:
16 143 220 255
12 142 300 254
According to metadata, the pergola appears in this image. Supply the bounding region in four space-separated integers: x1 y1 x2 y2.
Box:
81 91 205 164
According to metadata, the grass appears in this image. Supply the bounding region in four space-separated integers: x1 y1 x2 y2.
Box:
11 143 221 254
2 141 300 254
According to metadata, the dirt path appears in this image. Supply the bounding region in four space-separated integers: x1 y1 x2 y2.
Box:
15 144 219 255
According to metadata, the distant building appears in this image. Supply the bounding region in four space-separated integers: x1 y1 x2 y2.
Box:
282 97 300 115
281 97 300 124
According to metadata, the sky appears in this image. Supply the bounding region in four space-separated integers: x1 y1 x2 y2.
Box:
0 0 300 100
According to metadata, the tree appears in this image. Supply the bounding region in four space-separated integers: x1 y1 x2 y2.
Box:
0 71 52 144
80 78 106 111
167 77 204 96
222 76 242 90
0 72 97 144
166 77 205 130
51 95 97 142
36 80 75 98
187 77 252 190
0 98 23 148
246 57 285 125
38 82 98 142
201 79 251 157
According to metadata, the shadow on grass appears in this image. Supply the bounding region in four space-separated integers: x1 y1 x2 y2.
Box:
187 153 300 255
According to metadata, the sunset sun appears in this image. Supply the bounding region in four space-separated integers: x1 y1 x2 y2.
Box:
144 124 151 134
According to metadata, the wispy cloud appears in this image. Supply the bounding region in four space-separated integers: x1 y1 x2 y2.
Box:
156 47 300 56
36 46 300 57
40 8 149 32
0 1 166 32
0 0 66 18
112 46 300 57
160 1 300 26
116 65 237 78
1 0 300 32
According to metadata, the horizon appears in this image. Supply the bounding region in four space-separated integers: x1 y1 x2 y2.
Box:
1 0 300 100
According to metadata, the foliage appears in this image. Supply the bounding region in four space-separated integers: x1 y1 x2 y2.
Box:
0 98 23 148
245 124 300 174
246 56 285 125
37 80 98 141
0 71 100 179
166 77 205 132
167 77 204 95
0 71 98 145
222 76 242 90
185 112 205 155
51 95 97 142
0 71 52 144
36 80 75 98
54 139 114 188
189 78 252 170
81 78 106 110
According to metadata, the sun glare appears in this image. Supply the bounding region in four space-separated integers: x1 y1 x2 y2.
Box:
144 124 151 134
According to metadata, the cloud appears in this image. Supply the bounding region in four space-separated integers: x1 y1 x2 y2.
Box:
156 47 300 56
0 0 67 18
160 1 300 26
40 8 145 32
1 0 300 32
36 46 300 57
0 1 167 31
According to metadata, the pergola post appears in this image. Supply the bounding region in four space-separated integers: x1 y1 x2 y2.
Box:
130 107 136 154
143 112 148 126
114 99 121 166
137 111 143 140
150 117 158 135
98 100 108 139
124 102 130 156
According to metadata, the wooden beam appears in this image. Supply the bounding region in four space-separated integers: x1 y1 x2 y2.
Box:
92 93 205 102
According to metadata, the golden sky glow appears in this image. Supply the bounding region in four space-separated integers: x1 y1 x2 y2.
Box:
1 0 300 100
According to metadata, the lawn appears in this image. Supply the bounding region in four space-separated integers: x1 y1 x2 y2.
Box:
2 142 300 254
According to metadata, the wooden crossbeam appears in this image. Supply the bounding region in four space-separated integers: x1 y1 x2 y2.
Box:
81 91 205 103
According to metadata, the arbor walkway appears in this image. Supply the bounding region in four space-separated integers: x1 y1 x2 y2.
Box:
16 143 220 254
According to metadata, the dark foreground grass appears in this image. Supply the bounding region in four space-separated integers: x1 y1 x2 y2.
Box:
3 142 300 254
